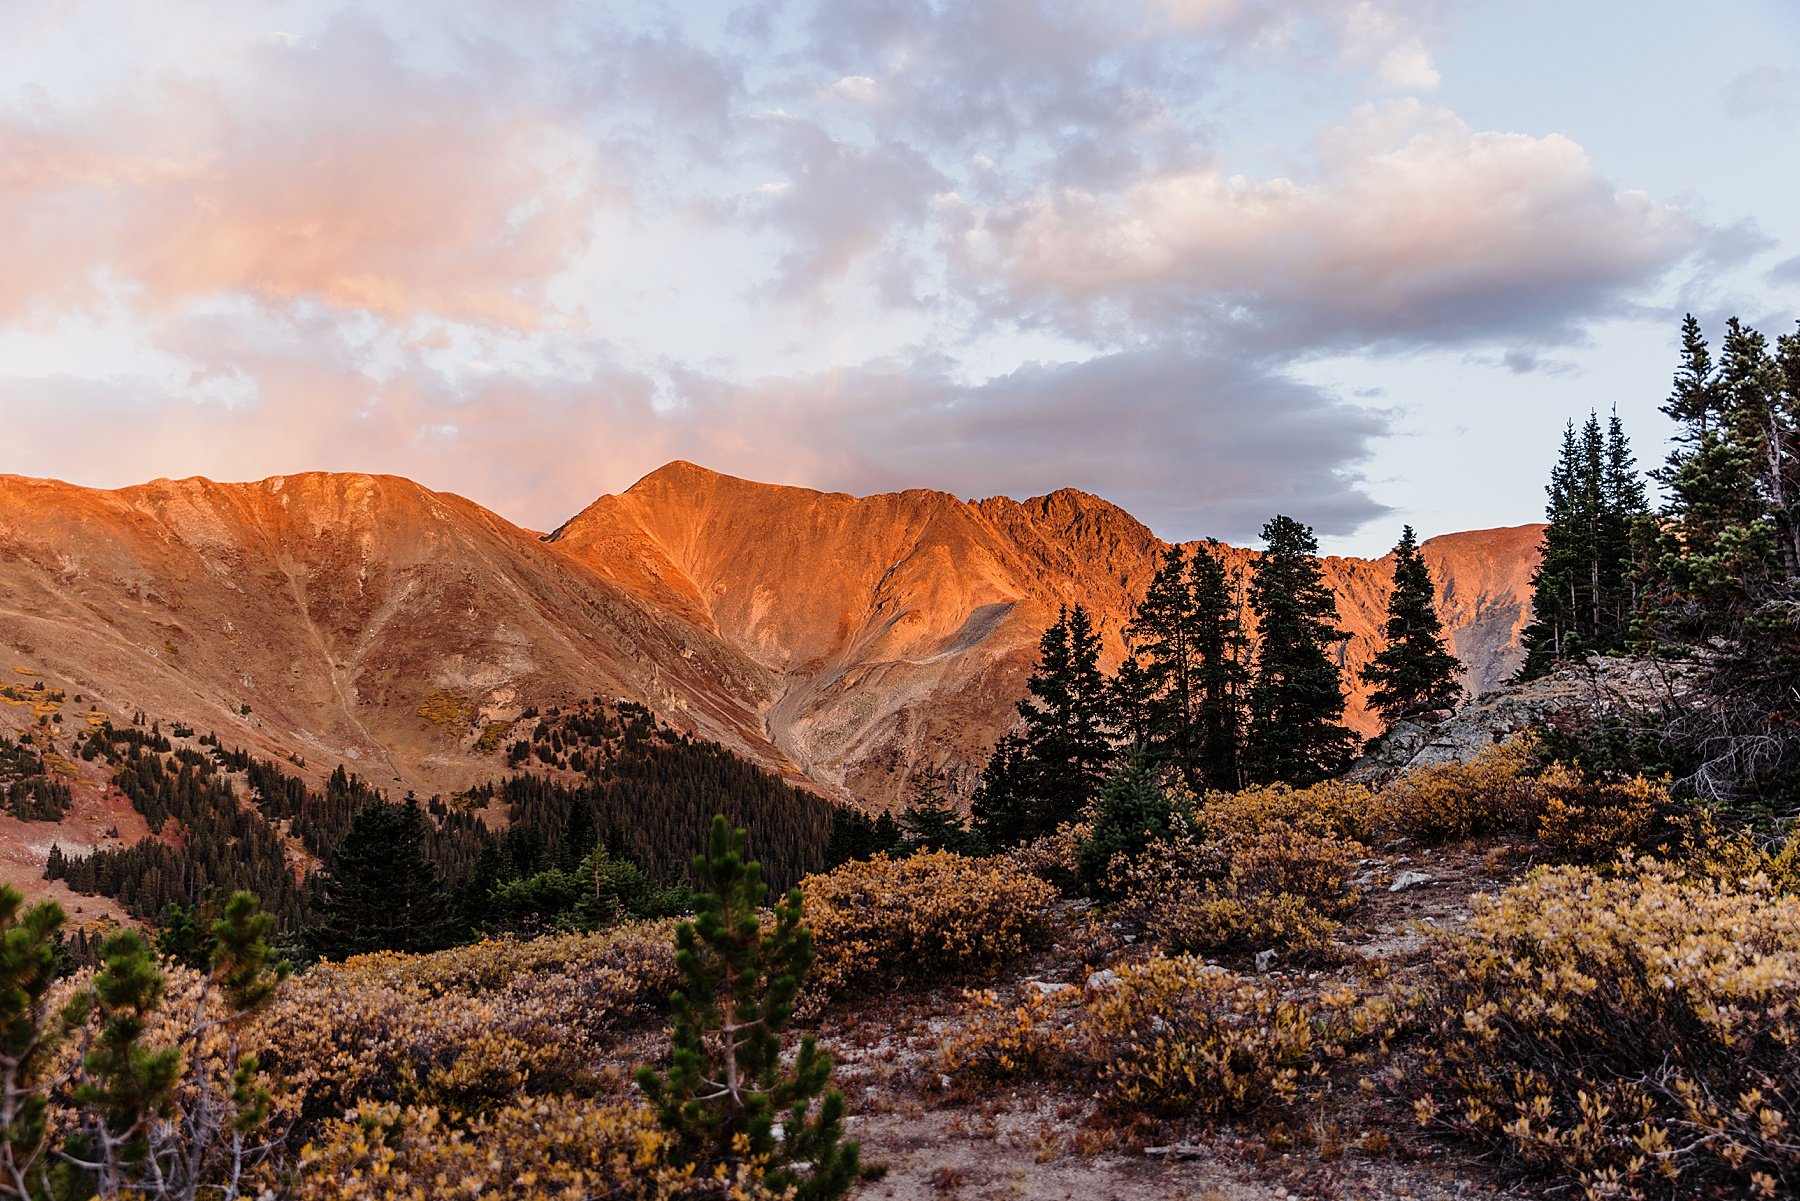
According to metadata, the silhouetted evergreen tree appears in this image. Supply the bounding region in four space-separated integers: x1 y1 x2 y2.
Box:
1519 410 1648 677
1359 525 1463 726
1191 541 1250 790
970 605 1111 847
310 799 454 958
896 768 981 855
1244 516 1356 785
1639 314 1800 808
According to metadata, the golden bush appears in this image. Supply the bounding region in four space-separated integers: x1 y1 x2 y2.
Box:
1113 819 1363 955
1196 778 1376 843
288 1097 784 1200
1417 864 1800 1198
1082 957 1395 1121
1532 764 1695 864
940 987 1074 1087
800 851 1054 995
1372 739 1542 844
252 925 677 1124
1005 817 1091 891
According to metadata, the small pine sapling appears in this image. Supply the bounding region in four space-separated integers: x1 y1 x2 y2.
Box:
638 815 861 1200
69 929 182 1195
0 886 72 1197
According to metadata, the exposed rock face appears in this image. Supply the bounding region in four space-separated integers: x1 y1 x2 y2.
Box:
0 463 1543 812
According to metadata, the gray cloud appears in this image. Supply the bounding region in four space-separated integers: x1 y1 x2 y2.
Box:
1767 255 1800 288
667 346 1391 541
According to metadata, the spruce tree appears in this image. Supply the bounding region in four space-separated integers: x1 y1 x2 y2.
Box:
0 886 69 1195
70 929 181 1193
1191 541 1250 790
1520 410 1648 677
1075 749 1183 898
311 799 454 958
1360 526 1463 726
897 768 980 855
1125 547 1203 787
637 816 859 1200
1641 314 1800 808
1244 516 1356 785
1104 654 1158 750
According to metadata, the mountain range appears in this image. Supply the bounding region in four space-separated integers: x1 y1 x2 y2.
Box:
0 462 1542 813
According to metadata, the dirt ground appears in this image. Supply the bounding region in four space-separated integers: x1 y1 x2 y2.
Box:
810 839 1542 1201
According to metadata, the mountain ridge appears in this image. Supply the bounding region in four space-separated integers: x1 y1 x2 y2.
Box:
0 463 1542 813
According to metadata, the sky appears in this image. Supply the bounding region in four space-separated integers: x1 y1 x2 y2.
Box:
0 1 1795 555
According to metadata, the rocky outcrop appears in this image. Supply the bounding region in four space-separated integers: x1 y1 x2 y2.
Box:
1349 655 1697 782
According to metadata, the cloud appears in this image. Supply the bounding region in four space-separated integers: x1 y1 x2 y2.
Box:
953 101 1698 350
751 118 947 300
1724 64 1798 126
1767 255 1800 288
0 303 1386 543
0 15 604 328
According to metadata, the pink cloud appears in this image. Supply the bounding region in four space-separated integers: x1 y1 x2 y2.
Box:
0 19 601 328
955 101 1697 346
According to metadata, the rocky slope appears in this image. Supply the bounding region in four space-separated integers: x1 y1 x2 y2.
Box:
0 472 789 800
0 464 1542 816
551 462 1542 806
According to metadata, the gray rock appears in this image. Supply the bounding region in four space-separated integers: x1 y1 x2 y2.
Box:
1389 870 1434 892
1253 949 1279 973
1086 968 1120 990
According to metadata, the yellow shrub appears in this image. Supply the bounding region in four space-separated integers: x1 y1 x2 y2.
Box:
1005 818 1090 891
252 925 677 1124
416 690 474 728
1114 820 1363 955
1533 764 1690 863
940 987 1074 1087
1418 864 1800 1197
288 1097 783 1200
1198 778 1376 842
1082 957 1394 1121
1373 739 1542 844
800 852 1054 995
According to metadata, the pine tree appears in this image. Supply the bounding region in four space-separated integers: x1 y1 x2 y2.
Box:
1359 526 1463 726
310 799 455 959
1244 516 1356 785
1125 547 1203 786
970 606 1112 848
1104 654 1158 750
1520 410 1648 676
0 886 69 1196
636 816 859 1200
1641 314 1800 808
1122 544 1248 793
70 929 182 1193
